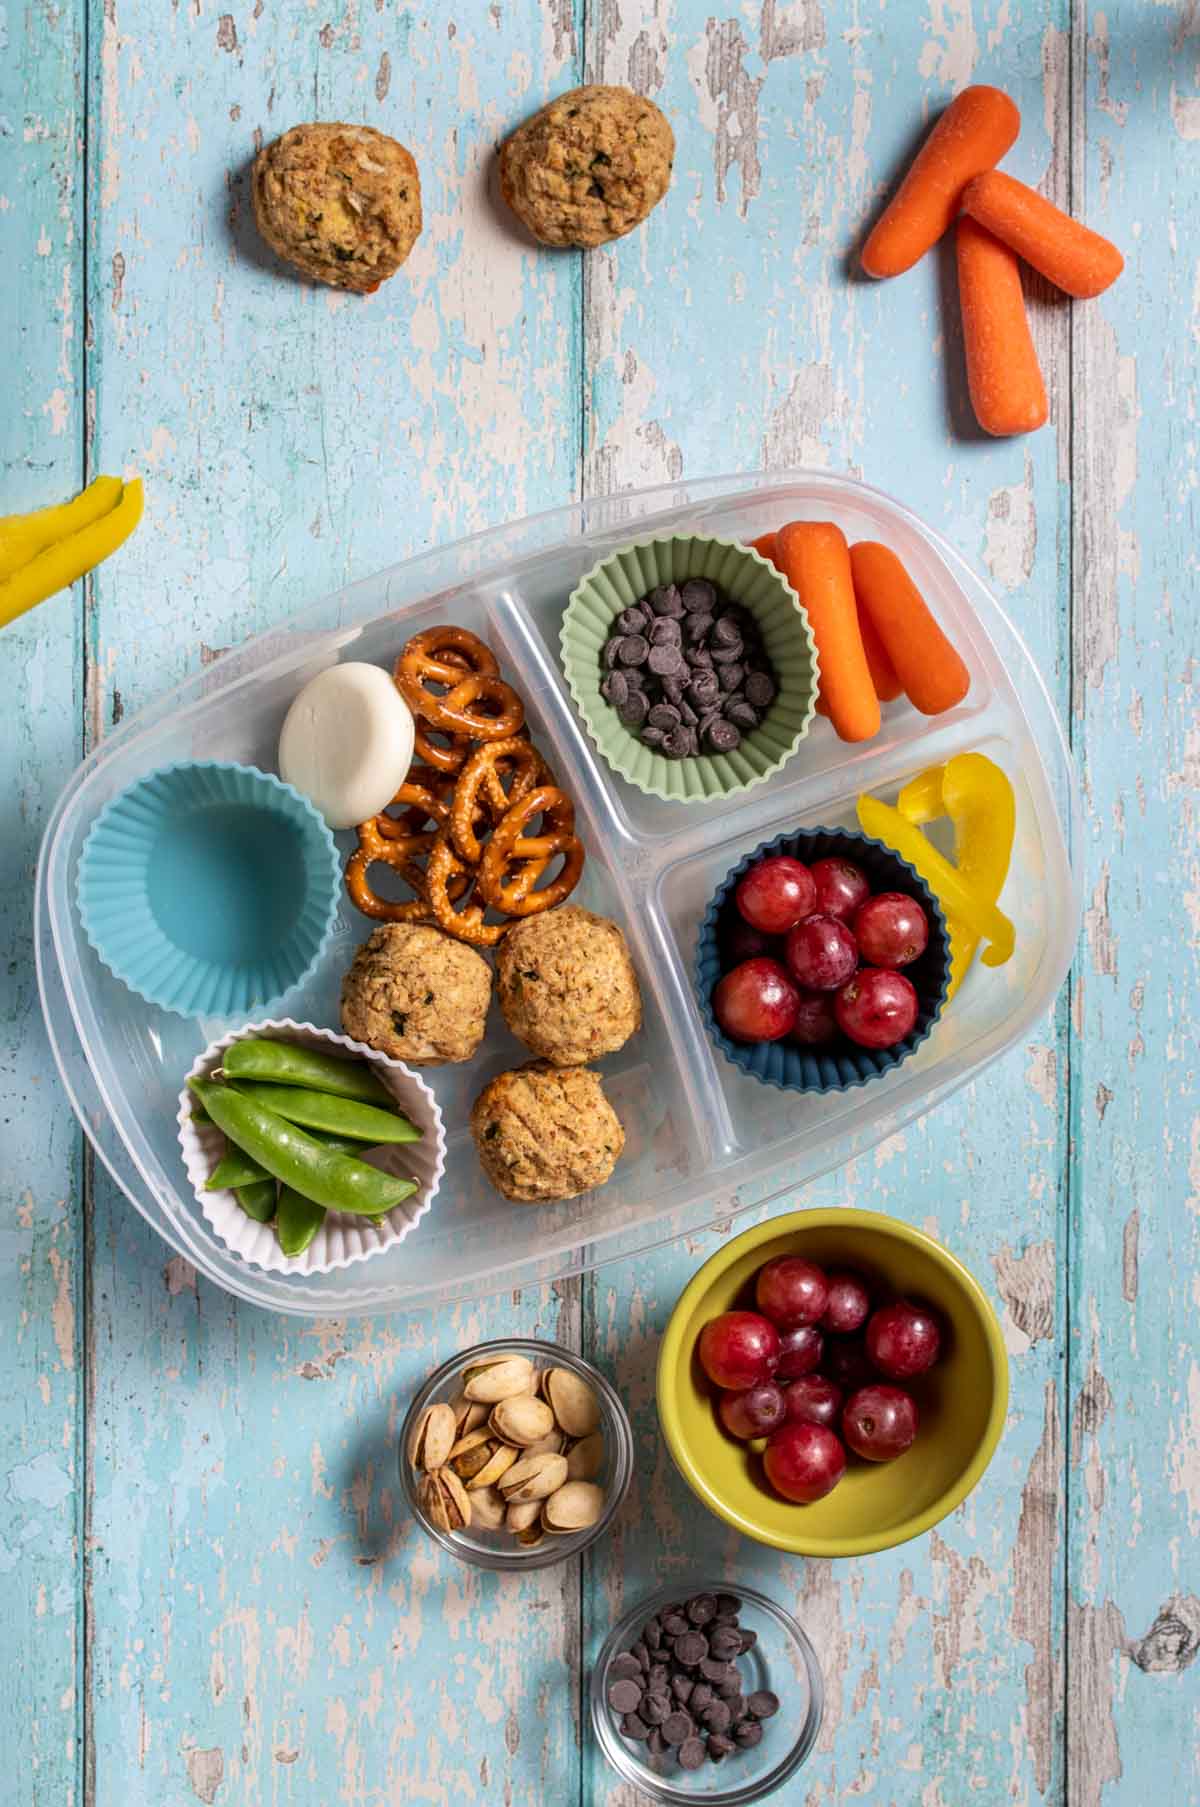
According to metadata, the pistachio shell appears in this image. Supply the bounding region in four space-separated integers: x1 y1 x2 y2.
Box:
498 1451 569 1504
565 1430 604 1482
469 1484 507 1530
541 1480 604 1532
448 1426 492 1461
545 1368 601 1439
419 1467 471 1532
505 1497 542 1532
490 1394 555 1449
524 1429 565 1457
467 1441 520 1490
516 1523 545 1548
407 1402 457 1472
463 1355 535 1404
451 1440 497 1482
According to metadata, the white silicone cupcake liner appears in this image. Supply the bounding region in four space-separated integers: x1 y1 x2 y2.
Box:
176 1019 446 1276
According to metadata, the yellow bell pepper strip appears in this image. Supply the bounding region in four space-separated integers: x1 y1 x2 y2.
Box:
0 477 143 629
897 752 1017 977
896 762 946 827
0 474 123 581
857 791 1016 972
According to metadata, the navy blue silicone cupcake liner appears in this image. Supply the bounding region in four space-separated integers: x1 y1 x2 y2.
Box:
696 826 952 1094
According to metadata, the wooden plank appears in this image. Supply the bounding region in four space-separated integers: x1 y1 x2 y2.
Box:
79 3 586 1802
580 5 1074 1801
0 2 87 1803
1066 8 1200 1802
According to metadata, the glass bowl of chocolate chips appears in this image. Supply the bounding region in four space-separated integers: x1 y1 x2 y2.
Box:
589 1578 823 1802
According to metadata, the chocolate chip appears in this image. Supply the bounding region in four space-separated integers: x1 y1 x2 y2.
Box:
662 1711 694 1746
618 633 648 667
647 1664 669 1693
688 672 719 708
648 643 685 677
646 1726 667 1758
688 1682 713 1714
736 1628 758 1654
687 1594 718 1625
643 1618 662 1651
640 726 666 747
684 611 714 642
616 606 648 635
681 579 717 612
717 1680 742 1702
689 645 713 667
715 1594 742 1616
608 1678 643 1715
708 1732 734 1760
708 1629 741 1661
663 726 696 759
710 640 743 665
662 1614 688 1639
600 670 628 708
649 583 684 617
702 1699 732 1734
734 1719 763 1748
747 1690 779 1719
623 665 646 688
705 720 740 753
609 1654 642 1681
642 1691 670 1725
717 660 745 692
744 671 776 708
670 1675 693 1705
602 636 626 669
619 690 649 727
712 614 742 646
677 1737 707 1771
621 1711 650 1741
674 1631 708 1667
632 1642 650 1672
726 700 759 730
700 1657 737 1685
712 1612 739 1629
647 703 680 731
649 616 682 646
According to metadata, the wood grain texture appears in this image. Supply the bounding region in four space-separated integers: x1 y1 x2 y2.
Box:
2 1 1197 1803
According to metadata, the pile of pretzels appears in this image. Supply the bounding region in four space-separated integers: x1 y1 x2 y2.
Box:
345 625 585 946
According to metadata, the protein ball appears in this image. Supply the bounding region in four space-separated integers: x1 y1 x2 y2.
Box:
495 905 643 1067
252 122 421 293
499 84 674 249
341 922 491 1065
471 1062 625 1202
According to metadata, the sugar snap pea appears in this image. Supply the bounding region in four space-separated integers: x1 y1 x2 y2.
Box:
209 1148 270 1191
236 1178 278 1223
226 1081 420 1145
221 1038 394 1105
189 1078 417 1216
276 1186 325 1256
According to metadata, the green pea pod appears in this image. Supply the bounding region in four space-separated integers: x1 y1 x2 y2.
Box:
188 1078 417 1216
236 1178 278 1223
226 1080 420 1145
276 1186 325 1256
208 1148 270 1190
221 1038 394 1105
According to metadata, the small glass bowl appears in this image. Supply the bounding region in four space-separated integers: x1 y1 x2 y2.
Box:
398 1338 634 1571
589 1580 823 1804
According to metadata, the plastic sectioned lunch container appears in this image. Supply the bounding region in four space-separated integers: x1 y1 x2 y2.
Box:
36 472 1082 1319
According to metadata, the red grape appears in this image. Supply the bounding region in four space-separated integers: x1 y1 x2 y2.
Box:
784 914 859 992
735 856 818 935
842 1384 919 1461
787 991 838 1047
763 1420 846 1503
853 893 929 969
718 1383 786 1440
775 1323 824 1380
819 1271 871 1335
821 1337 876 1392
722 918 775 966
713 958 800 1043
755 1256 829 1329
809 857 871 921
835 968 918 1049
698 1310 781 1390
782 1373 843 1430
865 1300 941 1378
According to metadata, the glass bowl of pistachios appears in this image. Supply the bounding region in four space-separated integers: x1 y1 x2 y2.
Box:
399 1338 635 1570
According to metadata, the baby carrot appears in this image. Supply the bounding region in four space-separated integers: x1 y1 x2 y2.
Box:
856 602 903 703
956 216 1048 436
749 530 780 566
848 541 969 716
861 85 1020 279
776 522 880 743
961 169 1123 299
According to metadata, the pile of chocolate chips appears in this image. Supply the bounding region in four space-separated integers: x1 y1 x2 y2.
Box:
599 581 778 760
605 1591 779 1771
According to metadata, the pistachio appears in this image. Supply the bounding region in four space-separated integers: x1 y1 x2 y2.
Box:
448 1392 489 1437
448 1426 492 1461
516 1523 545 1548
545 1368 601 1438
524 1429 565 1457
505 1498 542 1532
463 1355 535 1404
564 1430 604 1482
467 1441 520 1490
468 1484 507 1530
407 1402 457 1472
498 1451 569 1504
451 1438 498 1482
541 1480 604 1533
418 1467 471 1532
490 1394 555 1449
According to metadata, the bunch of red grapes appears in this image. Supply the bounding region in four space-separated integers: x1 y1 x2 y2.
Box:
696 1255 943 1504
713 852 931 1051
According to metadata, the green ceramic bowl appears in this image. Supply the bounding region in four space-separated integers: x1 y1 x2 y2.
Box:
560 534 819 804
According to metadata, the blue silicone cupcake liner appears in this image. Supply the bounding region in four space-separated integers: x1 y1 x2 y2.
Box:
77 760 341 1018
696 827 952 1094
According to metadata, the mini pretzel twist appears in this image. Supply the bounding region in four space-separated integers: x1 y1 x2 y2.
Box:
425 831 507 946
346 784 472 922
426 671 525 741
412 720 475 775
450 737 550 865
394 627 512 739
478 786 584 919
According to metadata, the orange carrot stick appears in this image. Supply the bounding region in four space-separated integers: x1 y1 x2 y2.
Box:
861 85 1020 279
776 522 880 743
856 601 903 703
956 215 1048 435
849 541 970 716
961 169 1123 299
749 530 780 566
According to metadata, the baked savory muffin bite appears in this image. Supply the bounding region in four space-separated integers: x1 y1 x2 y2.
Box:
499 85 673 249
471 1062 625 1202
495 905 642 1067
252 122 421 292
341 922 491 1065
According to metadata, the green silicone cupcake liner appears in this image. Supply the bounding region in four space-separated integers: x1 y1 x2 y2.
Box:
560 534 820 805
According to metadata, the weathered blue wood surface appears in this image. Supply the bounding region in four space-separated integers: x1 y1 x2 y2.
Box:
1 3 1196 1804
